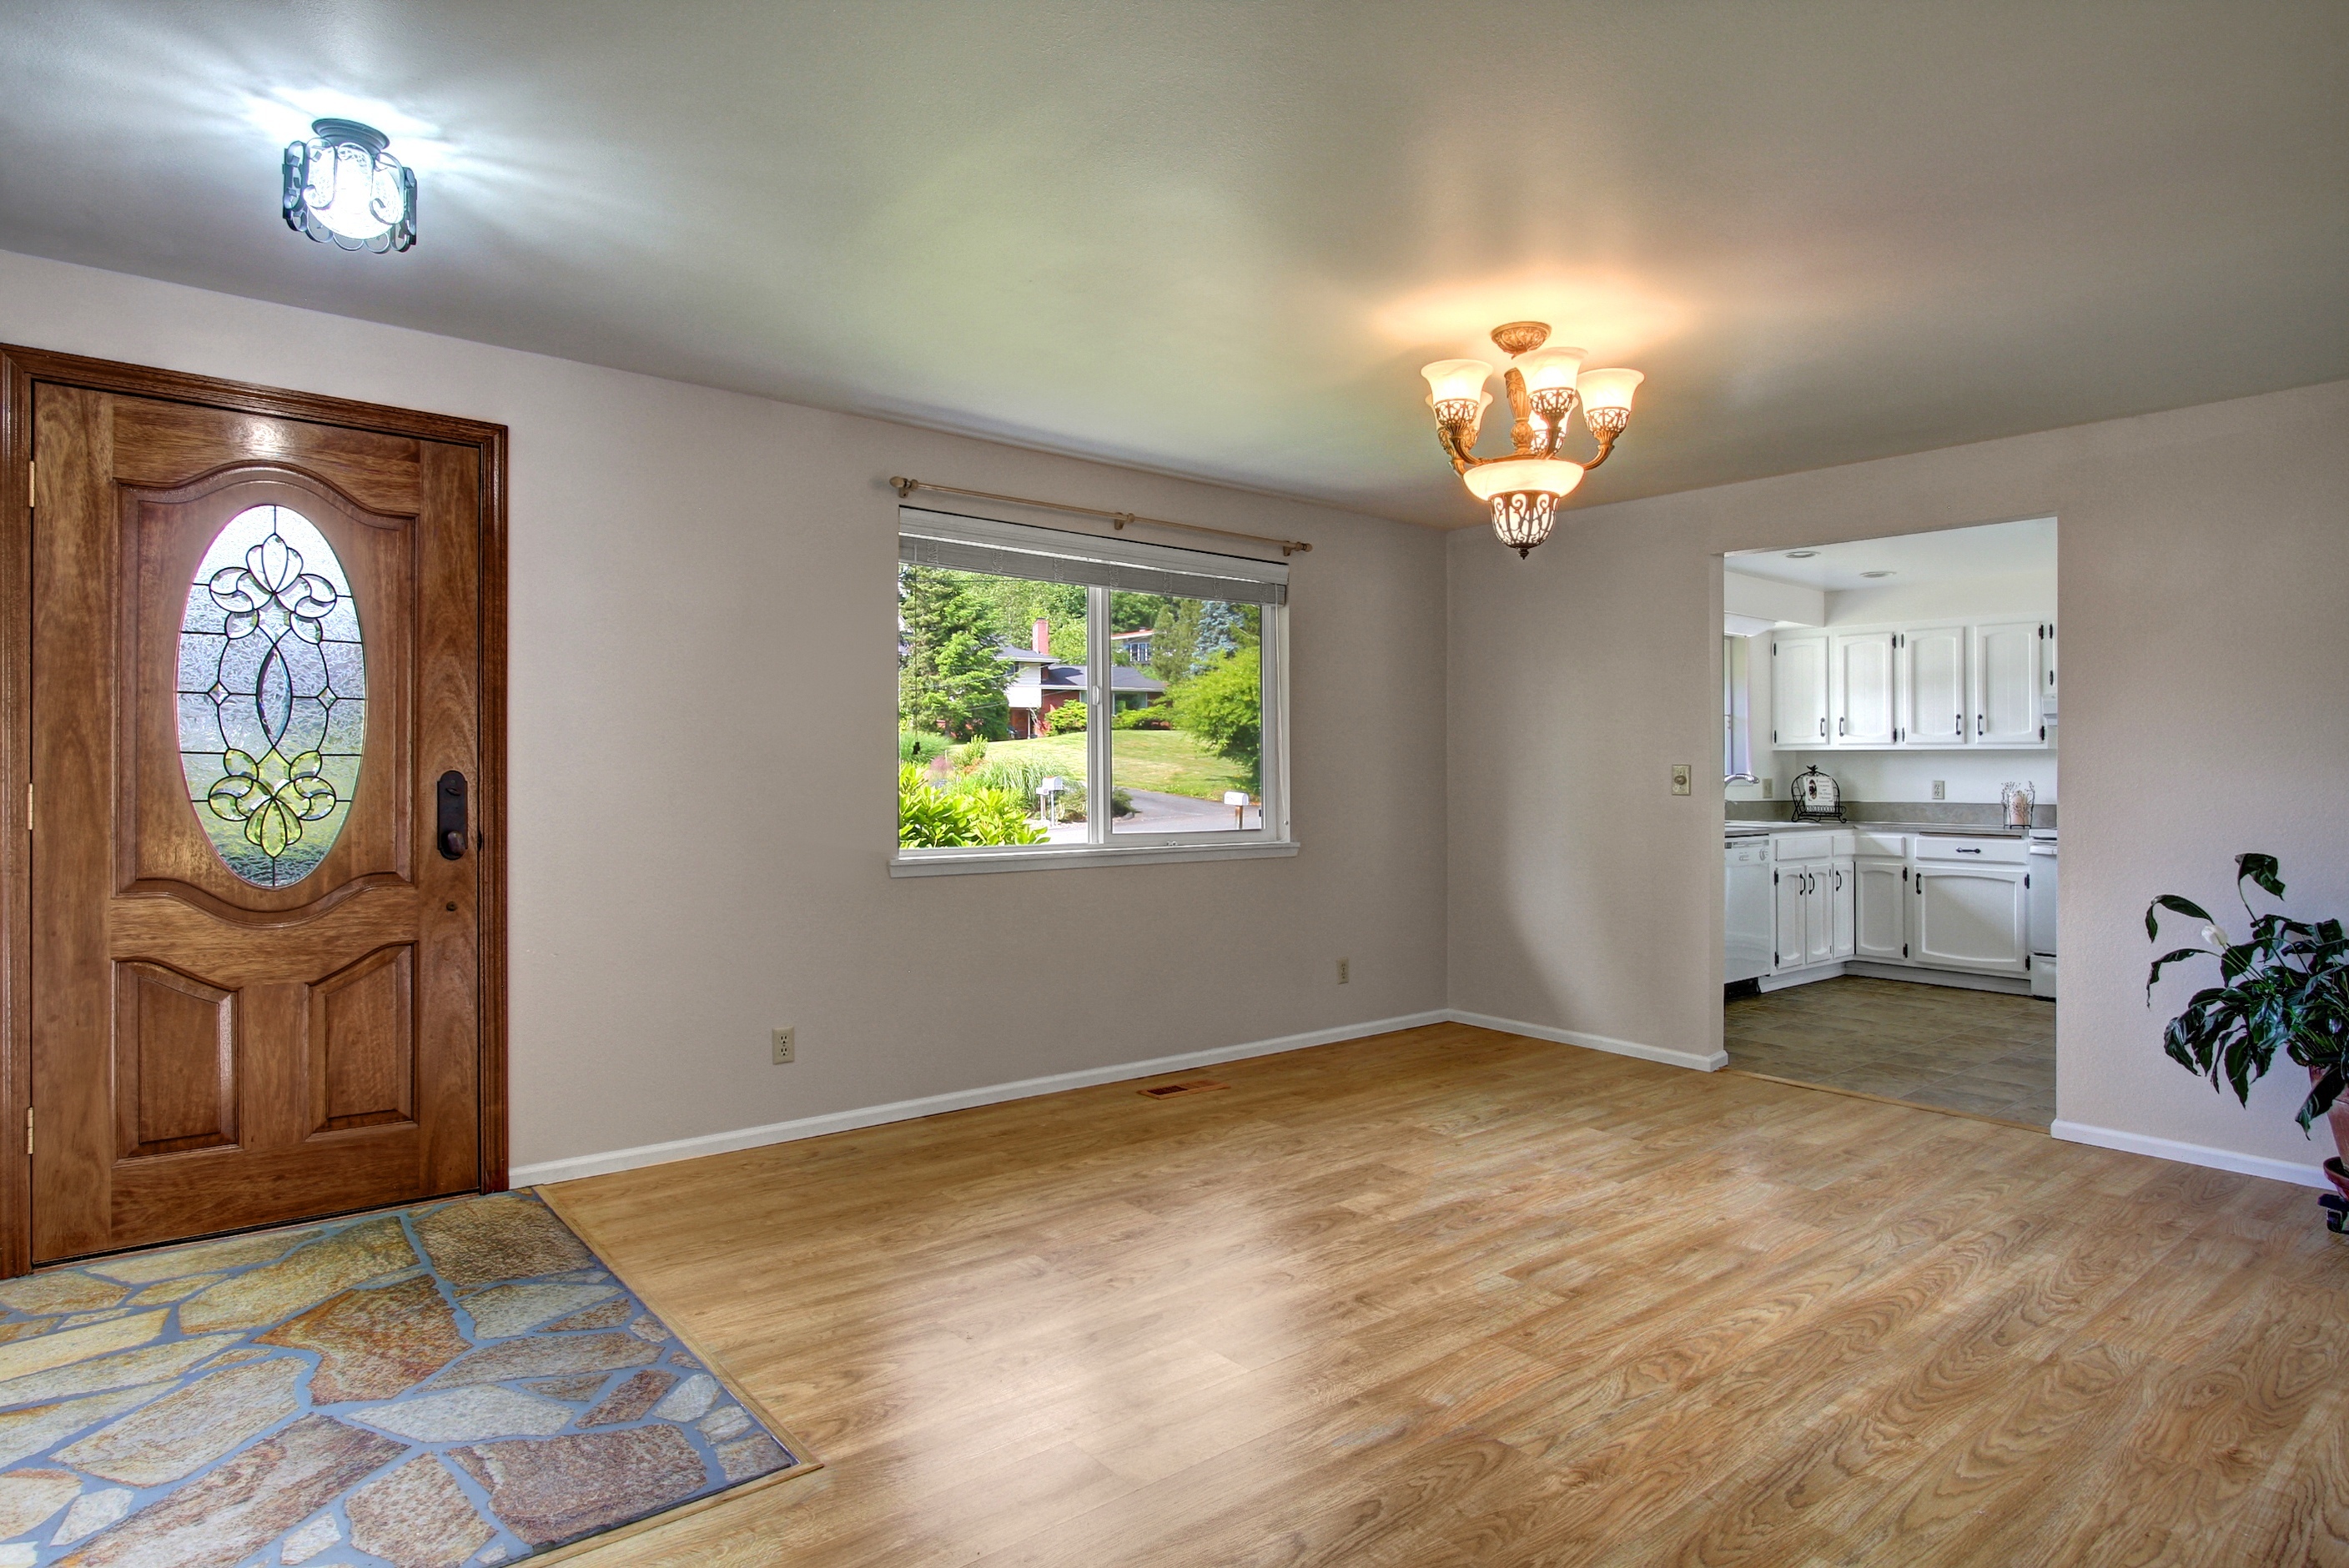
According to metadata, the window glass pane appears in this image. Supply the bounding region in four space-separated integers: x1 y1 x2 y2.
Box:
1108 591 1261 835
179 505 363 887
898 564 1086 847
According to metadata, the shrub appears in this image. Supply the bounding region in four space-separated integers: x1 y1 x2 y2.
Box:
898 730 954 766
1057 782 1134 822
897 765 1047 847
1112 704 1174 731
1172 647 1261 786
1043 701 1088 736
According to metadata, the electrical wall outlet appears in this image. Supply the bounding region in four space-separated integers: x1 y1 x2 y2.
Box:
1932 780 1947 801
1761 777 1773 797
1671 763 1693 796
1336 957 1351 985
771 1027 795 1064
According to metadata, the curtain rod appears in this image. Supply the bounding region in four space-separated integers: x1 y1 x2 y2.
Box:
889 476 1311 556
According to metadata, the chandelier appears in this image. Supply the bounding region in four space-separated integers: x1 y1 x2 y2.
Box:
1420 323 1642 556
282 119 417 254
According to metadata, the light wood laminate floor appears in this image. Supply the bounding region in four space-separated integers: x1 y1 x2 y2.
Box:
544 1022 2344 1566
1726 976 2059 1127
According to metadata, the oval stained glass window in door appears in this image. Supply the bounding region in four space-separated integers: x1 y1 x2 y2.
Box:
176 505 365 887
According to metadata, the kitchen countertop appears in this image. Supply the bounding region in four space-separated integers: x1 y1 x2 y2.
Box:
1725 821 2034 839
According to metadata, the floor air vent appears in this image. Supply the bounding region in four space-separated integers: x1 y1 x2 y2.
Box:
1139 1079 1229 1098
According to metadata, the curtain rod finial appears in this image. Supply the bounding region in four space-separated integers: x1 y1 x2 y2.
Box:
890 476 918 498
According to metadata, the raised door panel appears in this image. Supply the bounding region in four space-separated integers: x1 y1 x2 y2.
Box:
1833 633 1895 746
1855 860 1908 961
1828 860 1856 959
1914 867 2030 973
1903 626 1968 747
112 962 237 1158
1772 635 1829 750
1774 867 1806 972
1803 869 1834 967
309 945 415 1135
1974 621 2044 746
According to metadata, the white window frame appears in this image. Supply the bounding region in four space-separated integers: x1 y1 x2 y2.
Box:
891 506 1296 877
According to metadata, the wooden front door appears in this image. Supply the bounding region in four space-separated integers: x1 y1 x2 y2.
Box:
6 352 507 1266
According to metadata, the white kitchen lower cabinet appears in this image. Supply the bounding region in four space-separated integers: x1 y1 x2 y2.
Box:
1854 858 1908 961
1773 856 1854 971
1913 865 2030 975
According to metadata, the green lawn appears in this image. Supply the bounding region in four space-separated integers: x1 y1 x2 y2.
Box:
973 730 1250 800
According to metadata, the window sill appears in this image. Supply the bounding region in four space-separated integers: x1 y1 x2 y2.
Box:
889 840 1300 877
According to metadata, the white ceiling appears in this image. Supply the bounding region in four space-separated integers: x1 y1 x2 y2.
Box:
1728 516 2055 592
1 3 2341 527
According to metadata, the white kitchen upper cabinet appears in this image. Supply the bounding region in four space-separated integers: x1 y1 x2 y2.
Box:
1828 859 1856 959
1832 632 1896 746
1854 859 1907 961
1973 621 2045 746
1914 865 2030 974
1772 633 1830 750
1901 625 1969 747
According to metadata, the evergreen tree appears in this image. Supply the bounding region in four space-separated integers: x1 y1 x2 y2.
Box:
898 567 1011 741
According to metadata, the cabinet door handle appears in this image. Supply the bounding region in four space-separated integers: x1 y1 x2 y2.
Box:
1977 713 1984 736
1838 716 1847 736
1818 718 1827 737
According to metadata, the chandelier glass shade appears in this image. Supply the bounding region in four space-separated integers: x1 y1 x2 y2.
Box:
283 119 417 253
1418 323 1641 556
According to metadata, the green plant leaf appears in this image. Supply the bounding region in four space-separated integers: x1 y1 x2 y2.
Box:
2145 947 2209 1001
2238 852 2286 902
2146 893 2213 941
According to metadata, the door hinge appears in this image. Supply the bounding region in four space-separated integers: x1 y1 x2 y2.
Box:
25 460 33 513
2039 725 2046 741
1903 942 1909 957
23 1106 30 1158
2025 873 2031 889
23 783 28 835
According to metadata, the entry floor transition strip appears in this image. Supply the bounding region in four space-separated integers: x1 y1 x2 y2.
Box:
0 1189 816 1566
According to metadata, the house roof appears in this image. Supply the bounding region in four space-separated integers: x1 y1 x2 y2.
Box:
1009 663 1166 695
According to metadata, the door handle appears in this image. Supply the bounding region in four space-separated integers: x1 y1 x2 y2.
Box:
1818 718 1826 736
437 771 468 860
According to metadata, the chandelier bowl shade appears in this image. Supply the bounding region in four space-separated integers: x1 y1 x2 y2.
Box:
1519 346 1585 397
1461 455 1584 504
1420 359 1494 405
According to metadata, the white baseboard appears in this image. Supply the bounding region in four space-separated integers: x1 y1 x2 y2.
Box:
2051 1119 2332 1190
511 1009 1450 1188
1442 1009 1728 1073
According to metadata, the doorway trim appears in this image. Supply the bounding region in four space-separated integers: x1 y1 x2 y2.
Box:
0 345 510 1277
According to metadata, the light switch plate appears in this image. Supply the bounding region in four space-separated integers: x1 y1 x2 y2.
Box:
1671 763 1693 796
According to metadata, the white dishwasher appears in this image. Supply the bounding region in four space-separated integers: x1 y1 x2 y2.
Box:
1725 837 1774 983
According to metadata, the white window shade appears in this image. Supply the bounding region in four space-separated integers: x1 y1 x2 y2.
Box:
898 507 1289 606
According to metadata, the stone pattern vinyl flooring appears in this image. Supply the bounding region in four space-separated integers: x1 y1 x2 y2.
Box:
0 1191 800 1567
1724 975 2057 1127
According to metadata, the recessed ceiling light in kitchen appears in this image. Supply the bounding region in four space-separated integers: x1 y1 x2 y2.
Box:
1861 570 1895 578
1785 550 1817 558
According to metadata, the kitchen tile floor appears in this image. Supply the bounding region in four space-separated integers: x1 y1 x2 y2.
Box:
1723 975 2056 1127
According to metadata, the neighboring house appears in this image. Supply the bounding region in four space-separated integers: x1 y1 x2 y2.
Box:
1003 618 1166 738
1111 627 1154 666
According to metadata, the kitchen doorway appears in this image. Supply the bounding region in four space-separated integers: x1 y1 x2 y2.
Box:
1719 519 2056 1127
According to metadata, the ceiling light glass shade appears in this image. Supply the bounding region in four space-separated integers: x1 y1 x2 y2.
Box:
1519 346 1586 395
1420 359 1494 405
1575 367 1643 415
1461 457 1584 504
283 119 416 253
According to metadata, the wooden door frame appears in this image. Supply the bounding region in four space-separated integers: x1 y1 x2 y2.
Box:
0 345 510 1278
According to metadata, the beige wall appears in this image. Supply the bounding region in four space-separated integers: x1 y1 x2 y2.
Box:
1447 377 2349 1173
0 249 1450 1175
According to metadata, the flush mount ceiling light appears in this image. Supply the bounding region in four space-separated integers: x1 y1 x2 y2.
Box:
283 119 416 253
1786 550 1818 559
1421 322 1642 557
1861 570 1896 578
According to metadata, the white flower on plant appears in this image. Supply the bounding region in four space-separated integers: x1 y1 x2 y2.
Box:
2201 922 2234 952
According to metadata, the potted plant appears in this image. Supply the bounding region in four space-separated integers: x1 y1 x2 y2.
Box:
2146 853 2349 1227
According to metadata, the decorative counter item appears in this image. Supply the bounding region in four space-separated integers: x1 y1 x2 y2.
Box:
2002 781 2035 828
2145 853 2349 1228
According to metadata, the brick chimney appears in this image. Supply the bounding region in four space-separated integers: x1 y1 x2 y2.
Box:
1032 617 1050 654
